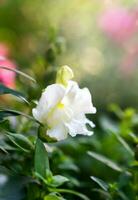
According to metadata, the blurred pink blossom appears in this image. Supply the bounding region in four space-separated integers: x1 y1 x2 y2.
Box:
120 45 138 76
99 8 137 43
0 43 16 89
0 43 10 57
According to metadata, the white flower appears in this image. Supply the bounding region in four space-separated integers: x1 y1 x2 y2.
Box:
32 66 96 141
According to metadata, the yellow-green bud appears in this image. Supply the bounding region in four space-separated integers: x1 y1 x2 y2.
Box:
56 65 74 86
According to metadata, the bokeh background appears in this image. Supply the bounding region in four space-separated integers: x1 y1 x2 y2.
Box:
1 1 138 199
1 0 138 110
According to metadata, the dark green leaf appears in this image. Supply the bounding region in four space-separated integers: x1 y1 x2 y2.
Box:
0 109 35 122
0 84 29 104
118 190 130 200
34 138 49 178
112 132 134 156
0 140 18 152
88 151 124 172
49 188 90 200
0 119 10 130
90 176 109 191
92 189 111 199
6 132 34 151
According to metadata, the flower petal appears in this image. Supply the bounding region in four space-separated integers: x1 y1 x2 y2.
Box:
32 84 65 123
47 124 68 141
64 81 96 115
47 106 73 127
65 115 94 137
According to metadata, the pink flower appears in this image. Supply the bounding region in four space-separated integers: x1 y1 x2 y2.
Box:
0 43 16 89
99 8 137 43
0 43 10 57
120 45 138 76
0 57 16 89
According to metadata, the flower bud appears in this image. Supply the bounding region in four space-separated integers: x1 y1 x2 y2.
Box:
56 65 74 86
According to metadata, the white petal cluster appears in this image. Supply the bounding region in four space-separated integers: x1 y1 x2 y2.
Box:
33 67 96 141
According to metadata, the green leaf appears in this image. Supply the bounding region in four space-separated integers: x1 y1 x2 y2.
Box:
0 84 29 104
90 176 109 191
92 189 111 199
34 138 49 178
6 132 34 152
35 169 68 188
112 132 134 156
0 140 18 152
0 119 10 130
88 151 124 172
44 193 65 200
0 146 8 153
99 115 118 133
108 104 123 119
47 175 69 187
0 110 20 120
6 136 28 152
0 66 36 83
118 190 130 200
49 188 90 200
0 109 35 122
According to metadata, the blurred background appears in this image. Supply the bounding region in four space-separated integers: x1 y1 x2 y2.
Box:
1 1 138 199
1 0 138 111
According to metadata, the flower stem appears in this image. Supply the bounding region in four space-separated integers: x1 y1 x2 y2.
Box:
49 188 90 200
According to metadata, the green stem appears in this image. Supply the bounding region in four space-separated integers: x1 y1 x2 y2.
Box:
0 66 36 82
49 188 90 200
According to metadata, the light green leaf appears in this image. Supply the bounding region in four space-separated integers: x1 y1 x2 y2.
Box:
35 170 68 188
88 151 124 172
34 138 49 178
48 175 69 187
90 176 109 191
44 193 66 200
0 84 29 104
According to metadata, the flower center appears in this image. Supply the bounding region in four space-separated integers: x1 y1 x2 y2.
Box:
57 102 64 109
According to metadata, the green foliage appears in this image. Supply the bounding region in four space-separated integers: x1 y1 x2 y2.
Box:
91 176 109 191
1 71 138 200
34 138 49 178
44 193 66 200
88 151 125 172
0 109 34 121
1 1 138 198
0 84 29 104
6 132 34 152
